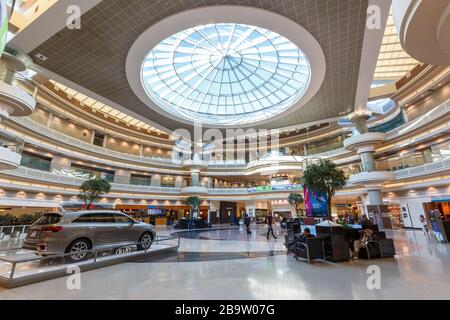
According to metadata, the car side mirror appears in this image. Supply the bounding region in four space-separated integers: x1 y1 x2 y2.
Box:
129 219 135 225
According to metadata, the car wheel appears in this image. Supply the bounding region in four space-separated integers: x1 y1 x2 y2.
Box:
65 239 91 263
137 232 153 250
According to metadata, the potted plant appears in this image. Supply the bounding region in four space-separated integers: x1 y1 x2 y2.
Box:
185 196 201 219
303 159 347 220
79 177 111 210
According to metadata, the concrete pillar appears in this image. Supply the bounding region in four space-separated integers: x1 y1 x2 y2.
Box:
102 134 108 148
46 112 54 127
353 118 368 134
174 176 183 188
151 174 161 187
367 188 384 205
191 171 200 187
0 60 16 85
114 169 131 184
360 151 376 172
50 156 71 172
32 86 38 99
206 177 213 188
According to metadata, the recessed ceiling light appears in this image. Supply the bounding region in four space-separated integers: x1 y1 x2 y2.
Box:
35 53 48 62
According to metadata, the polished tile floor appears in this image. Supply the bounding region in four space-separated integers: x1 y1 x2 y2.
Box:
0 226 449 300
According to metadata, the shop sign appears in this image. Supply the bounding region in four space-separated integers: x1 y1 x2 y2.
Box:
248 184 303 193
431 195 450 202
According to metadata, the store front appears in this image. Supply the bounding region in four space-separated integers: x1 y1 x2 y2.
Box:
218 201 237 224
423 196 450 220
334 203 359 218
0 207 59 225
116 204 209 225
387 204 403 229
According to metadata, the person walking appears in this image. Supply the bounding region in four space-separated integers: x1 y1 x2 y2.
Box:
420 214 429 235
244 214 251 235
266 213 277 240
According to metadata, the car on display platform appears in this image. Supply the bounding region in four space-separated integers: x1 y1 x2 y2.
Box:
22 210 156 262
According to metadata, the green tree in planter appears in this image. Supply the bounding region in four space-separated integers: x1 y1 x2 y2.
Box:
0 213 14 226
303 159 347 220
288 193 304 217
185 196 201 219
79 177 111 210
18 214 36 225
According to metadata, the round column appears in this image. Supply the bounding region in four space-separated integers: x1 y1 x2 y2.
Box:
191 170 200 187
358 146 376 172
343 114 394 206
367 188 384 205
181 156 208 195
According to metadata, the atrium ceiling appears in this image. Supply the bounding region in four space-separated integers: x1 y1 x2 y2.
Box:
26 0 370 131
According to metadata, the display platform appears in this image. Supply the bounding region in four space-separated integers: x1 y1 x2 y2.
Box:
0 236 179 288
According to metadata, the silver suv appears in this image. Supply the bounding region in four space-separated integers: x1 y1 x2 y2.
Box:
23 210 156 262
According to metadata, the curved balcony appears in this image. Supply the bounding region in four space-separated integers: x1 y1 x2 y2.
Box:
0 132 24 170
0 52 36 120
180 186 208 195
392 0 450 65
0 81 36 120
0 147 22 170
246 154 304 175
343 132 386 151
2 99 448 176
347 171 395 186
182 159 208 170
0 166 305 198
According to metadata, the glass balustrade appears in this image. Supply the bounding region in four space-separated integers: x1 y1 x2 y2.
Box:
0 131 24 155
129 175 152 186
20 153 51 171
367 142 450 172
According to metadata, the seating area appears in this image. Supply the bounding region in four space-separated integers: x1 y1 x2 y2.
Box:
285 218 396 263
173 218 212 230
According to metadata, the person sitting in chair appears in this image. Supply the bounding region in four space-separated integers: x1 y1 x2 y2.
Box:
297 227 315 243
294 228 316 260
352 228 374 259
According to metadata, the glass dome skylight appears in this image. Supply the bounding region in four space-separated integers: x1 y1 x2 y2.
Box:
141 23 311 125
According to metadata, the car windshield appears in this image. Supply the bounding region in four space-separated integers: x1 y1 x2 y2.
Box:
34 213 62 225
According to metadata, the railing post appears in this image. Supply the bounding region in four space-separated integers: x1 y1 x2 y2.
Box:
9 262 17 280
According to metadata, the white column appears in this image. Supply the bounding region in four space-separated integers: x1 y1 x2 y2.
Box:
46 112 54 127
151 174 161 187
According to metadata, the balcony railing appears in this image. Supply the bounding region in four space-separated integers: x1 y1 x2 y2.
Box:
1 166 306 195
0 131 24 154
385 99 450 139
4 95 449 173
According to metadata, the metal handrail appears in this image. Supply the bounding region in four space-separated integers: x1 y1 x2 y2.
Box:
0 235 180 280
385 99 450 139
0 225 31 239
7 100 448 172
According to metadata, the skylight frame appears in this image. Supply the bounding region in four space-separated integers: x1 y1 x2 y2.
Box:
140 23 311 125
